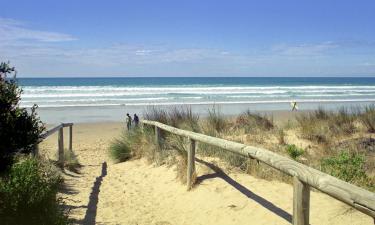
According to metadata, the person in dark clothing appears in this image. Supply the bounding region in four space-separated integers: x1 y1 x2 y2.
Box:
126 113 132 130
133 114 139 127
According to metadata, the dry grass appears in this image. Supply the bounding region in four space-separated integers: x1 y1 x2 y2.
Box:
358 105 375 133
235 110 274 133
296 107 356 143
120 106 375 191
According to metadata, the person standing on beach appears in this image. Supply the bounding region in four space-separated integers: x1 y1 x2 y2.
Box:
126 113 132 130
291 101 298 111
133 114 139 127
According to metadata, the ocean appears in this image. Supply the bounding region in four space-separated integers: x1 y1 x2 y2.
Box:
18 77 375 124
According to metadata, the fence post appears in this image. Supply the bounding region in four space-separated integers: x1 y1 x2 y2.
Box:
155 126 161 147
69 125 73 151
293 176 310 225
187 138 196 190
58 127 64 167
34 144 39 157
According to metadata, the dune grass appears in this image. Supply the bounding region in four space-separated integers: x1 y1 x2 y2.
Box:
235 110 274 132
116 105 375 190
296 107 356 143
109 134 132 163
359 105 375 133
63 150 81 173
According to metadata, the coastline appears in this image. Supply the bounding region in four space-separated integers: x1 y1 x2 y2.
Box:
36 101 373 124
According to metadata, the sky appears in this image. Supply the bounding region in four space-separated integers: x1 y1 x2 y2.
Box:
0 0 374 77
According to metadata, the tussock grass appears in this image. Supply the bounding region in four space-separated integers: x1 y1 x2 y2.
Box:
235 110 274 132
124 105 375 191
359 105 375 133
205 107 228 134
63 150 81 173
296 107 356 143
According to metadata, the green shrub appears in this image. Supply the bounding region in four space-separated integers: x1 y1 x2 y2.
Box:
0 62 45 172
321 151 369 186
0 157 68 225
285 144 304 160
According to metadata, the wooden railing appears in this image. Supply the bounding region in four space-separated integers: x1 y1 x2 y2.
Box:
142 120 375 225
37 123 73 167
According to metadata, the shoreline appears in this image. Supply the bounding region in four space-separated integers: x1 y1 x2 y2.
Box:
36 101 373 125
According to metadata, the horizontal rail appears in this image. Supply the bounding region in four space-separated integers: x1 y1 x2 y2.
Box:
40 124 63 139
142 120 375 219
40 123 73 139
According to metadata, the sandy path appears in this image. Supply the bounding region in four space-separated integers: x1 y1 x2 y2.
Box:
40 123 373 225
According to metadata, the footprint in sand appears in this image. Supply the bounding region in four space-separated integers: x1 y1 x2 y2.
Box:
154 221 172 225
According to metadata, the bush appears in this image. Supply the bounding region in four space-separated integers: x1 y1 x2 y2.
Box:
0 62 45 171
0 157 68 225
321 151 371 187
285 144 304 160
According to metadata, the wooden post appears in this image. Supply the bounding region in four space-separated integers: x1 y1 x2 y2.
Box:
155 126 161 147
69 125 73 151
187 138 196 190
293 176 310 225
34 144 39 157
58 127 64 167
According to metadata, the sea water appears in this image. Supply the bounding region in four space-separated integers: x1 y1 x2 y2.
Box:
18 77 375 123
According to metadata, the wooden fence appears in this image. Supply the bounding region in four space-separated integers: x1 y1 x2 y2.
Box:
142 120 375 225
37 123 73 167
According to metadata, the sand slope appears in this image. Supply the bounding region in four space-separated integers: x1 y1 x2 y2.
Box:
40 123 373 225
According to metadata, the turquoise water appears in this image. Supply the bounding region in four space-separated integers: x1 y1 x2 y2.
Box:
18 77 375 123
19 77 375 108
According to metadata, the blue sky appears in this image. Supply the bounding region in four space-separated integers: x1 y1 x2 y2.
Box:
0 0 374 77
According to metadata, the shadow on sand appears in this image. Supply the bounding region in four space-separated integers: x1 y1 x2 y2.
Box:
82 161 107 225
195 158 292 224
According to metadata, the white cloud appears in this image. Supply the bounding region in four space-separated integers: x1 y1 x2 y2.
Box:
271 42 338 56
0 18 76 42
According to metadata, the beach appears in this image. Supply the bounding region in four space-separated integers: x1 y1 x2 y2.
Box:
38 115 374 225
30 77 375 224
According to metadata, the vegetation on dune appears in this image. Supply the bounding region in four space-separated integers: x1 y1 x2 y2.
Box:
111 105 375 191
296 107 355 143
0 62 45 172
109 137 132 163
321 151 373 190
0 62 69 224
205 107 228 133
0 157 69 225
235 110 274 132
359 105 375 133
63 150 81 173
285 144 304 160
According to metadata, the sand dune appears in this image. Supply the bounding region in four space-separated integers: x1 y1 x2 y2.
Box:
39 122 373 225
